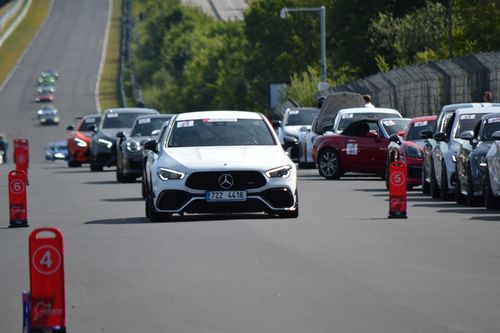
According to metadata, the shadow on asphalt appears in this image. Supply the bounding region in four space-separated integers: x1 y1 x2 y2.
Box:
85 213 276 225
84 180 121 185
102 197 143 202
469 215 500 221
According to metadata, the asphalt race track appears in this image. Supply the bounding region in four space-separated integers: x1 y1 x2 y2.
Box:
1 1 500 333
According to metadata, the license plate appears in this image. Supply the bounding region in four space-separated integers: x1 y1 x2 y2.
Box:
206 191 247 202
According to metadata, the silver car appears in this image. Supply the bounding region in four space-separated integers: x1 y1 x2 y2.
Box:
482 129 500 209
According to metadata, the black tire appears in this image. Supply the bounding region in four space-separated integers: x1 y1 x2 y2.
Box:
145 184 171 222
483 171 500 210
318 149 343 180
116 167 124 182
430 164 440 199
90 162 103 172
465 165 481 206
422 166 430 194
455 172 466 204
440 162 451 201
68 160 81 168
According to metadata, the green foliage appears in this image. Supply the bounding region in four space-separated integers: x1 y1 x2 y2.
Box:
287 67 321 107
374 54 390 73
370 2 447 68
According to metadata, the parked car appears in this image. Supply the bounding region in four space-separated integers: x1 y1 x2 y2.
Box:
387 115 437 190
420 102 500 198
455 112 500 205
481 130 500 209
143 110 298 221
44 141 68 161
37 106 59 125
66 114 102 167
313 117 409 180
116 114 173 182
297 92 365 168
429 107 495 200
273 107 319 159
89 108 159 171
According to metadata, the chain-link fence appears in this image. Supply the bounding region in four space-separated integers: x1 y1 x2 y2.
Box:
329 52 500 118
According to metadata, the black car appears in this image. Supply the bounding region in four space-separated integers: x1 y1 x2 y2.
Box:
89 108 159 171
116 114 173 182
455 112 500 205
37 106 59 125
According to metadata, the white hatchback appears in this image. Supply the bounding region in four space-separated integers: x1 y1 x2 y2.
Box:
144 111 298 221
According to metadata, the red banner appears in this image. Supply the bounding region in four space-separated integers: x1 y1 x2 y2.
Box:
388 161 407 218
29 228 66 330
14 139 29 181
8 169 28 227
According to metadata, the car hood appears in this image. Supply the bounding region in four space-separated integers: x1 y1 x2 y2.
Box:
162 146 292 171
284 126 310 138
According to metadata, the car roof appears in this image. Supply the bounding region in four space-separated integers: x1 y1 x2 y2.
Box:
337 107 401 115
103 108 158 114
135 114 174 120
410 115 437 123
175 110 263 121
442 103 500 112
455 106 500 114
285 107 319 113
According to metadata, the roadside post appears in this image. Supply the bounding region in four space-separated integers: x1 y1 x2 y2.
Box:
14 138 29 182
28 228 67 333
388 160 408 218
8 169 28 228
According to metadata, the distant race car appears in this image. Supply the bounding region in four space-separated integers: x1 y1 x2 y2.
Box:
37 83 55 93
313 117 409 180
37 69 58 85
116 114 173 182
45 141 68 161
387 115 437 190
66 114 102 167
35 89 55 102
37 105 59 125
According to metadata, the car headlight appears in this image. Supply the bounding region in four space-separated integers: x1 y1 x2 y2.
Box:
97 138 113 149
406 146 423 159
74 137 87 147
54 153 65 159
126 141 141 152
266 165 292 178
157 168 185 181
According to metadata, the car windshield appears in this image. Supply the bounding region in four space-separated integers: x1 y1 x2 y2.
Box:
406 119 436 140
381 119 409 136
168 118 276 147
482 116 500 140
131 118 170 137
102 112 145 129
78 116 101 131
455 113 484 138
337 112 399 132
286 110 319 126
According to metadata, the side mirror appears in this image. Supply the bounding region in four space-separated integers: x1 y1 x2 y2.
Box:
459 130 474 141
271 120 281 130
397 130 406 137
143 139 158 153
433 132 446 141
491 130 500 140
88 124 97 133
116 131 126 139
283 136 298 151
66 125 74 131
388 133 400 144
419 130 433 139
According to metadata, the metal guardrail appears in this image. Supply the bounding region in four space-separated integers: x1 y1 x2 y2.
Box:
329 52 500 117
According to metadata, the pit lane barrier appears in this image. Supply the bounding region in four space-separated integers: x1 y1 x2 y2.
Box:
388 160 407 219
8 169 28 227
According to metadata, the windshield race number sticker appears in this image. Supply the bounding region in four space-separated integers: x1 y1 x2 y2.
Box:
383 120 396 126
414 121 428 127
488 117 500 123
107 113 118 118
346 143 358 155
342 114 353 119
85 118 96 123
460 114 476 120
177 121 194 128
138 118 151 124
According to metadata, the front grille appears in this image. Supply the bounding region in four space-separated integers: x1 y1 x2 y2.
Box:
408 165 422 179
186 171 266 190
157 190 192 210
262 188 294 208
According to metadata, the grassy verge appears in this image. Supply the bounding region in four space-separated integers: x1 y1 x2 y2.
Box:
98 0 122 111
0 0 51 87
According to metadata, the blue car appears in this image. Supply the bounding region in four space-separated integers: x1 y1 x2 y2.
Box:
45 141 68 161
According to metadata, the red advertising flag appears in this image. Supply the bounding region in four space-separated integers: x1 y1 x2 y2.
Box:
8 169 28 227
388 161 407 218
29 228 66 330
14 139 29 181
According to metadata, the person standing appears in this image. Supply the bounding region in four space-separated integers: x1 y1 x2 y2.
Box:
363 94 375 108
483 91 493 102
